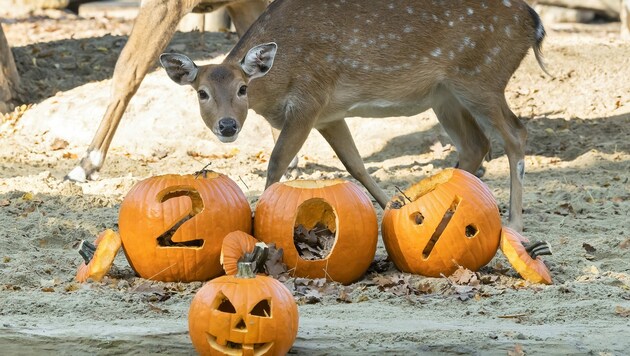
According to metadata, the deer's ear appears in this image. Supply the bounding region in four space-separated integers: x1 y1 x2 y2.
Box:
159 53 198 85
240 42 277 80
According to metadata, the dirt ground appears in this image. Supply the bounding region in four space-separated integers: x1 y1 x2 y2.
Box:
1 7 629 356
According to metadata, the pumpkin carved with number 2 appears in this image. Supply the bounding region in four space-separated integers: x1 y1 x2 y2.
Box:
118 172 251 282
189 261 299 356
382 168 502 277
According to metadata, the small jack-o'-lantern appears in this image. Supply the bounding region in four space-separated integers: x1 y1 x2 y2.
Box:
382 168 502 277
254 179 378 284
189 261 299 356
119 172 251 282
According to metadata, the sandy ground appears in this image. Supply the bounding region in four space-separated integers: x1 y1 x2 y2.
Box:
1 8 629 356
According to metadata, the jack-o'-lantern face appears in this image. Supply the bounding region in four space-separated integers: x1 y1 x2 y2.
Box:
189 266 299 356
382 169 502 277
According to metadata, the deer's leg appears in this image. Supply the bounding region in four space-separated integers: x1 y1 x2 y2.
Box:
270 126 298 170
66 0 200 182
317 119 389 209
265 116 315 189
225 0 268 36
432 90 490 177
457 92 527 232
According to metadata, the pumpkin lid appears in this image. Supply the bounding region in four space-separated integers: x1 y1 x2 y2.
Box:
500 227 553 285
75 229 122 282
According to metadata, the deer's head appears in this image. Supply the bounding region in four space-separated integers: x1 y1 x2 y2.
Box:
160 43 277 143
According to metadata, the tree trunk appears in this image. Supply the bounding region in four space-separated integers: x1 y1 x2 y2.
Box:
0 24 20 114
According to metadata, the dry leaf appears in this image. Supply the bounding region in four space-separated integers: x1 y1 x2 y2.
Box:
507 343 525 356
582 243 596 253
615 306 630 317
50 138 69 150
62 152 78 159
0 199 10 206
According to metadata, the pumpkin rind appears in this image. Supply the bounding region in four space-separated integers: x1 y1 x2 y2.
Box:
189 265 299 356
220 231 259 275
119 173 251 282
76 229 122 282
382 168 501 277
500 227 552 285
254 179 378 285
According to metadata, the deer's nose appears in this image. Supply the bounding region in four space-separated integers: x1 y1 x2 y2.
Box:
218 118 238 137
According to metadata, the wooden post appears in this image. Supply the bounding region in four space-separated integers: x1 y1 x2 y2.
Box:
622 0 630 39
0 24 20 114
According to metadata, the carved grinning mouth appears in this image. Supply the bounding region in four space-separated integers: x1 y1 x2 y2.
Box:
206 334 273 355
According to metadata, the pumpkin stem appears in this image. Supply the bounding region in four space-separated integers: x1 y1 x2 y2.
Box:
240 242 269 274
236 262 257 279
77 240 97 264
525 241 553 259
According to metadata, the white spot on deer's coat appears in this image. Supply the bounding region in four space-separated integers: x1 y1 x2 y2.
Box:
467 8 474 15
481 2 488 9
404 25 413 33
449 51 455 60
406 6 413 14
431 48 442 57
505 26 512 37
388 3 394 9
489 24 494 32
448 21 454 27
503 0 512 7
445 10 451 17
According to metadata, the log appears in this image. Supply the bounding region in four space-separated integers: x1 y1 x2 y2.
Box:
622 0 630 38
0 24 20 114
537 0 621 18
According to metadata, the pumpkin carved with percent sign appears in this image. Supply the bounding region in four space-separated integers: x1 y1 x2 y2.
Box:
382 168 502 277
189 261 299 356
119 172 251 282
254 179 378 285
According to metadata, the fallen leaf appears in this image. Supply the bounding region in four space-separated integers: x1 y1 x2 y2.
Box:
615 306 630 317
62 152 78 159
582 243 596 253
50 138 69 150
619 238 630 249
0 199 9 206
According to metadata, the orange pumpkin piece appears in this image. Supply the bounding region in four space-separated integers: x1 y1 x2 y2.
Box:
501 227 553 285
75 229 121 282
118 172 252 282
382 168 502 277
189 261 299 356
220 231 261 275
254 179 378 285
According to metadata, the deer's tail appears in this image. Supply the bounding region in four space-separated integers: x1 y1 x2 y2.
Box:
527 5 553 77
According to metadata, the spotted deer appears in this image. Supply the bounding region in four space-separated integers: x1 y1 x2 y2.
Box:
160 0 550 232
66 0 271 183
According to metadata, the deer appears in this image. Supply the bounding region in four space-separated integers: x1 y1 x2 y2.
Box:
66 0 271 183
159 0 551 233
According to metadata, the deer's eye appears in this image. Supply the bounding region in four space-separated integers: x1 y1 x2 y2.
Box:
238 85 248 97
198 90 209 100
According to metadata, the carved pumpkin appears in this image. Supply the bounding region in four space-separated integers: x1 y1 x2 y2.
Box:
189 261 299 356
501 227 553 284
254 179 378 285
75 229 121 282
382 168 501 277
220 230 260 275
119 172 252 282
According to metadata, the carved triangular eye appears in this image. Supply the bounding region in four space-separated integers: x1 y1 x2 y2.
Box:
250 299 271 318
214 292 236 313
